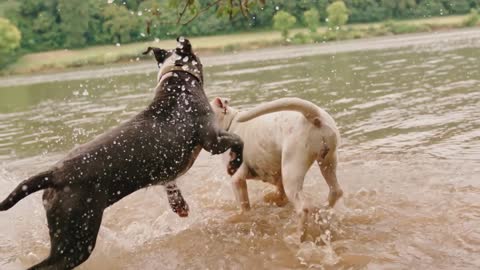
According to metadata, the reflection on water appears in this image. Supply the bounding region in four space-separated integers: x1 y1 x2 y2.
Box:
1 37 480 269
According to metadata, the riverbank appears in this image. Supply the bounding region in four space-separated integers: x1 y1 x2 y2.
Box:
2 27 480 88
1 14 478 77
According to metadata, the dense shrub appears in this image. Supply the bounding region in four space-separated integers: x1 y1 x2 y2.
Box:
303 8 320 33
327 1 349 28
1 0 480 53
383 20 431 34
0 17 21 67
463 9 479 26
273 11 297 39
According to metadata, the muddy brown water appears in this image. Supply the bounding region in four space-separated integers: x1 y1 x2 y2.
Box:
1 31 479 269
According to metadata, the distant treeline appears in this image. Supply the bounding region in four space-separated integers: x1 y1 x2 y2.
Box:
1 0 480 52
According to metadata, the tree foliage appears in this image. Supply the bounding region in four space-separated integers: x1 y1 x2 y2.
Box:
1 0 480 53
327 1 349 28
58 0 89 47
273 11 297 39
463 8 479 26
0 17 20 53
102 4 142 44
304 8 320 33
0 17 21 67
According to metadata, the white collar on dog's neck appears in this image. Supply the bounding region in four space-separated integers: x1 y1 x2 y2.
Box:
157 65 203 86
225 111 239 132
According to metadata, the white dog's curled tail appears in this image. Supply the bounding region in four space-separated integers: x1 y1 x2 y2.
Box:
236 98 323 127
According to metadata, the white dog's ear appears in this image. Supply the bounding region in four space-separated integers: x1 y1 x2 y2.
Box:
213 97 229 109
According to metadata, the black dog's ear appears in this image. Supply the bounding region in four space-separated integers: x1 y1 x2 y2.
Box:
143 47 168 65
175 36 192 56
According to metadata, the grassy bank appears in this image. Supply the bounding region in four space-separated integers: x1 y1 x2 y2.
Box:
2 14 478 76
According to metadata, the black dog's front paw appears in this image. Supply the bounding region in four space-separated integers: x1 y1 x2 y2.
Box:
227 151 242 176
173 199 189 217
166 188 189 217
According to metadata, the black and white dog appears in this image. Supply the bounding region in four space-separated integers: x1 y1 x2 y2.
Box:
0 38 243 270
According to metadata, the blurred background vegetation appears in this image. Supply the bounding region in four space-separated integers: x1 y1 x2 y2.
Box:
1 0 480 71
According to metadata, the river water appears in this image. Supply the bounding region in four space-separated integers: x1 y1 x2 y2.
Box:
0 30 479 269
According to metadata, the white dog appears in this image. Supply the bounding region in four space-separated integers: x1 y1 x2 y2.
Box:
211 97 343 240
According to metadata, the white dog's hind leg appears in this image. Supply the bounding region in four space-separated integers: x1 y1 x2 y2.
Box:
231 163 250 212
281 148 315 242
318 150 343 207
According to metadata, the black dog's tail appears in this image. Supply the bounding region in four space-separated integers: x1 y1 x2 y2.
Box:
142 46 158 55
0 170 54 211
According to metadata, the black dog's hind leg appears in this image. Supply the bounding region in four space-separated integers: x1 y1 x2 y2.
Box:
29 189 104 270
202 129 244 175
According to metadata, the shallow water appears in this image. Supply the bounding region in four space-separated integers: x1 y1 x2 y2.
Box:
1 32 480 269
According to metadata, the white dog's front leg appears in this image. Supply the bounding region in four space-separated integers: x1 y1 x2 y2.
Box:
263 180 289 207
231 164 250 212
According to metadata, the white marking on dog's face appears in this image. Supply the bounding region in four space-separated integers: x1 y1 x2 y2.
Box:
156 51 203 83
210 97 236 130
154 38 203 83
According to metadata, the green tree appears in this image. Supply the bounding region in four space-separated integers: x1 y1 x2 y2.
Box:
0 17 21 53
414 0 445 17
58 0 89 47
327 1 349 28
3 0 480 55
463 8 479 26
317 0 330 19
344 0 387 22
273 10 297 39
85 0 110 44
303 8 320 33
0 17 21 67
102 4 142 43
9 0 64 51
381 0 416 18
138 0 179 38
443 0 471 14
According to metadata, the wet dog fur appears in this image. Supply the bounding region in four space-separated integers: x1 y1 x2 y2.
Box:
0 38 243 270
211 97 342 241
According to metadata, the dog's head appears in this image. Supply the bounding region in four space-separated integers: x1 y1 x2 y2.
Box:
143 37 203 84
210 97 238 130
